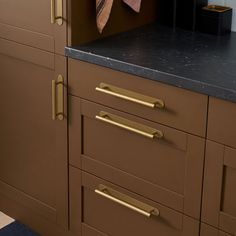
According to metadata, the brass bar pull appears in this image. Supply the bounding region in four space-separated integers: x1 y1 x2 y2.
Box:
52 80 56 120
95 111 163 139
95 185 160 218
51 0 63 26
50 0 55 24
56 75 64 121
95 83 164 109
51 75 64 121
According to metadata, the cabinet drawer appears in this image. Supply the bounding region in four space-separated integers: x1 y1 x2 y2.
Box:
202 141 236 235
68 59 208 136
208 98 236 148
69 167 200 236
69 97 205 219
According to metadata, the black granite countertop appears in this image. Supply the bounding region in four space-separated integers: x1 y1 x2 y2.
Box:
65 24 236 103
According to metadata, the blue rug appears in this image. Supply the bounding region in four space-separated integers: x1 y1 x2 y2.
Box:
0 221 39 236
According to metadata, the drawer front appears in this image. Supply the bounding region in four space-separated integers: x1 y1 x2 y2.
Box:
70 168 200 236
201 224 232 236
68 59 208 136
208 98 236 148
69 97 205 219
202 141 236 235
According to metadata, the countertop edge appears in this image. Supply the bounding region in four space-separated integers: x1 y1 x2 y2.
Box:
65 47 236 103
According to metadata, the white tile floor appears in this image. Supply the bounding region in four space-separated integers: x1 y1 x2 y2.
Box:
0 211 15 229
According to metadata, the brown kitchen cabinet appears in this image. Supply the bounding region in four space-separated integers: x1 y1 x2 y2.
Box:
70 166 200 236
201 223 232 236
0 0 67 55
68 60 208 137
0 39 68 235
69 96 205 220
208 97 236 149
202 140 236 236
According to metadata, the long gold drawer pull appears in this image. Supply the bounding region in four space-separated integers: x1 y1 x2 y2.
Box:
51 75 64 121
95 111 163 139
95 83 164 109
51 0 63 26
95 185 160 218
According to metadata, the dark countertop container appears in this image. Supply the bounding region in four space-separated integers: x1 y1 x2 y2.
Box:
65 24 236 103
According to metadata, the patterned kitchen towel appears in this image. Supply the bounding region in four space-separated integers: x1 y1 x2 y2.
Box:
96 0 114 33
123 0 142 12
96 0 142 33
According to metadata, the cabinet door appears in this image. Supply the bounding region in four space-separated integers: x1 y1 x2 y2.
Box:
202 141 236 235
200 224 231 236
0 0 66 55
0 39 68 230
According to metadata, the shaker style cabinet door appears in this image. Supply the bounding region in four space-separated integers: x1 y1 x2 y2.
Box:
202 141 236 236
0 0 67 55
0 39 68 230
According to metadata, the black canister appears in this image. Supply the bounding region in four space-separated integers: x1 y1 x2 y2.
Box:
200 5 232 35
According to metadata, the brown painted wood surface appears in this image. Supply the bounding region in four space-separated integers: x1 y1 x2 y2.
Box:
69 97 205 220
0 0 67 55
68 59 208 136
82 171 200 236
201 223 232 236
208 97 236 149
202 141 236 235
69 168 200 236
0 40 68 231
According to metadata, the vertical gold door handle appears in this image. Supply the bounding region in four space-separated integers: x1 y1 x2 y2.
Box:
52 80 56 120
52 75 64 121
51 0 63 26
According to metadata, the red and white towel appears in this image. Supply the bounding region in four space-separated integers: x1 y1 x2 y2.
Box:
96 0 142 33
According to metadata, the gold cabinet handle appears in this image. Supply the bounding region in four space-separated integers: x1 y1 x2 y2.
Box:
52 75 64 121
95 83 164 109
52 80 56 120
95 184 160 218
51 0 63 26
95 111 163 139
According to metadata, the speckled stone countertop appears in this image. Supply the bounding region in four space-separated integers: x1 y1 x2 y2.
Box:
65 24 236 103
